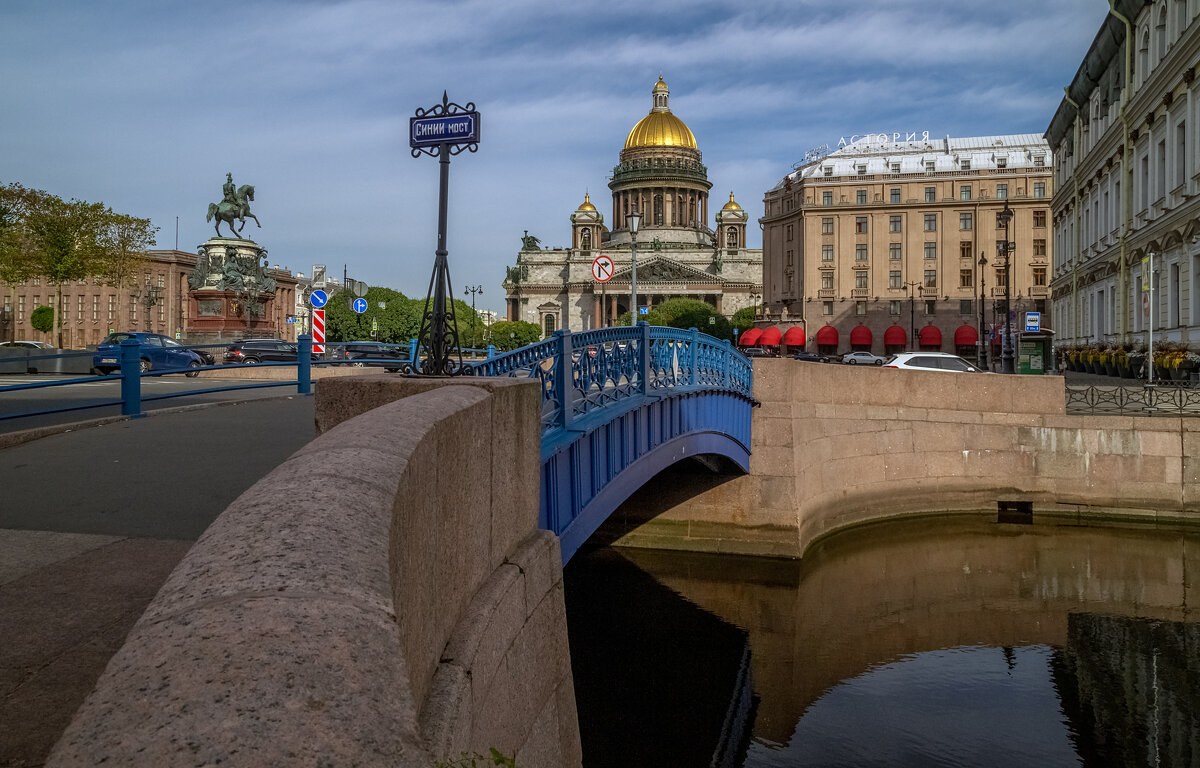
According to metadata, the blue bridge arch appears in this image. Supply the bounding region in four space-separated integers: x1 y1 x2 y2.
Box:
470 324 756 563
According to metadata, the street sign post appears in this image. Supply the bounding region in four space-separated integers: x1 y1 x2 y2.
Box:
309 289 328 309
352 298 368 314
312 309 326 354
1024 312 1041 333
410 112 480 149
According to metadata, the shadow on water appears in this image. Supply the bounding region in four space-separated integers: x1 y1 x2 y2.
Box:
564 546 757 768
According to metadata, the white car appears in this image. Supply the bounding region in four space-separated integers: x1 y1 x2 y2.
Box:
840 351 887 365
0 340 55 349
883 352 985 373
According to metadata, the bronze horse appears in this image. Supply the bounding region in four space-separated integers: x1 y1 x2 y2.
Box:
206 184 260 238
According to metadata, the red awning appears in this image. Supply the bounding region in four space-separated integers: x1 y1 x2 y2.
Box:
759 326 782 345
884 326 907 346
954 325 978 346
782 326 806 346
849 326 873 346
815 326 839 346
739 327 763 345
918 325 942 347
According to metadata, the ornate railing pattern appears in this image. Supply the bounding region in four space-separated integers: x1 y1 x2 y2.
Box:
468 324 753 433
1065 384 1200 416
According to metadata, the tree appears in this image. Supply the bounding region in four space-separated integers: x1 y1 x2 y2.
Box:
29 304 54 334
0 183 47 342
730 306 756 334
615 298 735 341
98 212 157 329
23 194 109 347
488 320 541 351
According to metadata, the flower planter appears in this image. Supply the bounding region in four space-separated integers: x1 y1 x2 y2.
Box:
1104 363 1118 377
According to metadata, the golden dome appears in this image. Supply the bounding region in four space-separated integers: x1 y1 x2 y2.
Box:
624 77 698 150
577 193 597 212
721 192 741 211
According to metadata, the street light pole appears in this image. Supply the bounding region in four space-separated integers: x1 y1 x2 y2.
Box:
464 285 482 348
627 206 641 325
978 253 988 370
903 280 920 351
998 201 1016 374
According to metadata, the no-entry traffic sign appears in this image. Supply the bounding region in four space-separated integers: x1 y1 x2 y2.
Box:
591 254 614 282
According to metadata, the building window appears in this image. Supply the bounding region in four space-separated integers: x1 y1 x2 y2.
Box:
857 190 867 204
960 185 972 201
925 187 936 202
925 160 935 174
32 277 40 286
823 301 833 315
1033 155 1045 167
890 188 901 203
924 299 937 315
823 166 833 177
890 270 902 288
960 269 973 288
1033 239 1046 256
77 295 83 321
856 244 868 261
544 314 556 336
130 296 137 323
822 217 834 234
855 270 868 289
890 300 902 315
890 163 900 174
889 215 902 233
18 296 24 321
961 159 971 171
960 299 974 315
786 249 794 267
821 274 834 290
959 213 972 230
822 191 833 206
856 300 867 315
996 183 1007 200
1033 210 1046 227
923 214 937 231
785 224 793 241
1033 266 1047 286
855 216 868 233
924 270 937 288
996 157 1007 169
107 295 114 321
822 245 834 261
960 242 973 260
856 164 867 176
890 243 902 260
1034 182 1046 198
92 295 99 321
924 242 937 260
995 266 1008 288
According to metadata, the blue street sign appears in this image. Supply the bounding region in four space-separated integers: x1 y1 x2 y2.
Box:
352 297 368 314
639 306 649 315
410 112 481 148
309 289 328 308
1025 312 1041 333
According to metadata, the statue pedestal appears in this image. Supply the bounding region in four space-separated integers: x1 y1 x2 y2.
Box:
187 238 279 342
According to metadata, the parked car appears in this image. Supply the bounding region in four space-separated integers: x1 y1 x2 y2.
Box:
336 341 408 372
742 347 780 358
93 332 205 376
840 351 888 366
0 340 55 349
190 347 217 366
791 351 828 363
883 352 985 373
223 338 298 365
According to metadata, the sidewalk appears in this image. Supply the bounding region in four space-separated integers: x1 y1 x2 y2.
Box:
0 396 317 768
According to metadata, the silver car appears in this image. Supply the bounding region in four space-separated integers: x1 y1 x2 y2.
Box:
882 352 984 372
840 351 887 365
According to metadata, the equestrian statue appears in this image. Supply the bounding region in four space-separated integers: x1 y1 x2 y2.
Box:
206 172 261 238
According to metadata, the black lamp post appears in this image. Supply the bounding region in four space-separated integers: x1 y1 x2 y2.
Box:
464 285 482 347
627 206 641 325
748 291 761 320
134 282 161 332
998 201 1015 374
978 253 988 370
903 280 921 351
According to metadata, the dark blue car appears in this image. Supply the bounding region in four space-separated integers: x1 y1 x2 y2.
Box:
93 332 205 376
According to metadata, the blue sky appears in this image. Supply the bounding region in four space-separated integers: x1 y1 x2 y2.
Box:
1 0 1109 315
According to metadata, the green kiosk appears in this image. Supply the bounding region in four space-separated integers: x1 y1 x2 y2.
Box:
1016 311 1053 375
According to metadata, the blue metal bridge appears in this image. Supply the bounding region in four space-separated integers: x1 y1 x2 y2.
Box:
470 324 756 563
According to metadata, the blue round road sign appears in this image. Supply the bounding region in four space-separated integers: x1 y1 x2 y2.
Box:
309 289 328 308
352 297 368 314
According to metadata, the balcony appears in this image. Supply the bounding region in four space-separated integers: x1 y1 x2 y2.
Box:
818 289 835 299
851 288 869 298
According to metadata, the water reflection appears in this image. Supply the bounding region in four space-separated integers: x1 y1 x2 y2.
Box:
566 516 1200 767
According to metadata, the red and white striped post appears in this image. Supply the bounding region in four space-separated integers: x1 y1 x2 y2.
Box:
312 309 325 355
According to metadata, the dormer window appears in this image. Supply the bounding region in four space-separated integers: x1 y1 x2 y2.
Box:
856 164 867 175
823 166 833 177
995 157 1008 169
960 159 971 170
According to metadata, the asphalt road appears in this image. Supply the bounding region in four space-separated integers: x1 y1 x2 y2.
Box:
0 395 318 767
0 374 302 434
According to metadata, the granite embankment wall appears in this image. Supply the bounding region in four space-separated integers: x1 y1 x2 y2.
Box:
609 360 1200 558
49 376 581 767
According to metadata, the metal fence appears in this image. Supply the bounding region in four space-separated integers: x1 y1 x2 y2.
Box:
1065 383 1200 416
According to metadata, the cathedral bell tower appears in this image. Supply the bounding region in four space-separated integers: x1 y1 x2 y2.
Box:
570 193 603 252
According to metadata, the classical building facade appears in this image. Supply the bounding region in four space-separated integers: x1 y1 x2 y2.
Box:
1045 0 1200 349
0 249 298 347
760 134 1053 360
503 78 762 334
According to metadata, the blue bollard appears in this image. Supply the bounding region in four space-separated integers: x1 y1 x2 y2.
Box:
119 338 142 417
297 334 312 395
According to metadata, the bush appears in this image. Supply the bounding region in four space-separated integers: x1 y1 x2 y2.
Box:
30 304 54 333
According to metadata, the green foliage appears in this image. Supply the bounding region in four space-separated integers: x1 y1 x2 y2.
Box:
433 748 518 768
29 305 54 333
730 305 757 334
615 298 735 341
323 286 486 349
488 320 541 351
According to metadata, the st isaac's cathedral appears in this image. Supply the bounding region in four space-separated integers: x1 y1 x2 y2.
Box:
502 78 763 335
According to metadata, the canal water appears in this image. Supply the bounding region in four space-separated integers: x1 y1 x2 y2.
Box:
563 515 1200 767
